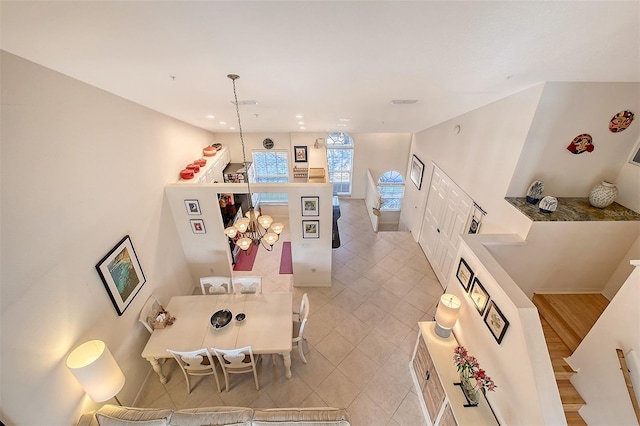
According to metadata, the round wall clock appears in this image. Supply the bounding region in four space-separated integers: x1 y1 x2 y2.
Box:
263 138 274 149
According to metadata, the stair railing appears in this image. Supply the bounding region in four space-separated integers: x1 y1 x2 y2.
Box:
616 348 640 423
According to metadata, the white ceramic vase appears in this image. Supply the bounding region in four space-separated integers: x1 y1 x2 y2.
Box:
589 181 618 208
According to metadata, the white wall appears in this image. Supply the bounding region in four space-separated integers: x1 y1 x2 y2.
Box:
402 84 544 239
0 51 215 424
507 82 640 204
567 264 640 425
616 158 640 213
450 236 565 425
603 234 640 300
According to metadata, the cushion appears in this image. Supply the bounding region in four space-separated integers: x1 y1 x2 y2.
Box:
95 405 172 426
251 408 350 426
169 407 253 426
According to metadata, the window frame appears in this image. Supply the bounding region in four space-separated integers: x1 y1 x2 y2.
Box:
326 132 354 196
377 171 405 211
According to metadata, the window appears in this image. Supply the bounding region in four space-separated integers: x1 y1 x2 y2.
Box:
377 171 405 211
252 150 288 203
326 132 354 195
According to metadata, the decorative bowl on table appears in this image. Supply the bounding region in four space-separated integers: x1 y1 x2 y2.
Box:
210 309 232 329
235 313 246 322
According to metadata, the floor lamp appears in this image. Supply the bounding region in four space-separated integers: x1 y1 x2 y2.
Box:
66 340 125 405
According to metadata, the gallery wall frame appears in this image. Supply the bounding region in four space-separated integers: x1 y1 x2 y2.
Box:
301 196 319 216
294 146 308 163
410 154 425 189
302 220 319 238
456 257 474 291
484 300 509 344
184 199 201 215
190 219 206 234
469 277 490 316
95 235 146 316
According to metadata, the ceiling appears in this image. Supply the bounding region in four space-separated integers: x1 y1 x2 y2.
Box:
2 1 638 134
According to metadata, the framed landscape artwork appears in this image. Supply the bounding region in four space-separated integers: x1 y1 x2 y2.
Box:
302 220 319 238
96 235 146 316
456 257 474 291
410 155 425 189
301 196 319 216
484 300 509 344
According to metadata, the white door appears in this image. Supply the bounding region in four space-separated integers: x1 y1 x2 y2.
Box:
419 164 473 288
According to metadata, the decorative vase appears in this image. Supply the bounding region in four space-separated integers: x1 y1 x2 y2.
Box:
460 371 480 406
526 180 544 204
589 181 618 208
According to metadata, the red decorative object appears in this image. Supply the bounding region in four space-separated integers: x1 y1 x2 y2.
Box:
609 110 634 133
566 133 594 154
194 158 207 167
203 146 216 157
180 169 194 179
186 163 200 173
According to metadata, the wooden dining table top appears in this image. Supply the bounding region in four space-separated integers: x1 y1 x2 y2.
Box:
141 292 293 359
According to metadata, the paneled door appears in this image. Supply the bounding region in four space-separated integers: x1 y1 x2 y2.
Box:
419 164 472 288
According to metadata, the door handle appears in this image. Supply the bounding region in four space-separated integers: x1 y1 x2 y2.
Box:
426 370 430 380
437 228 440 233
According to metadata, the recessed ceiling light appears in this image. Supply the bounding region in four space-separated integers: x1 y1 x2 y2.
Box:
336 123 347 127
339 118 350 122
298 121 305 125
390 99 418 105
229 126 236 130
219 121 226 125
206 114 215 119
295 114 304 118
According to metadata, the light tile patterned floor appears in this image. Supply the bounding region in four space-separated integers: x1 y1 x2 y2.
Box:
136 198 444 425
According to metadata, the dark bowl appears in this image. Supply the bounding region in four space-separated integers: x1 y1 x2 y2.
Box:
235 313 246 322
210 309 232 329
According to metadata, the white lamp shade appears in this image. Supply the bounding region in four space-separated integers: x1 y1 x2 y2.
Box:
235 218 249 233
236 237 252 250
271 223 284 235
435 294 461 330
224 226 238 238
66 340 125 402
258 215 273 229
262 232 278 246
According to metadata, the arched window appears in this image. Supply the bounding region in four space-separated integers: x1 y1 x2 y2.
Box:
377 171 405 211
326 132 354 195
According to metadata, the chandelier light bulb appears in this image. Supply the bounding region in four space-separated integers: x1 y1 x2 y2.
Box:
236 237 252 251
235 218 249 233
224 226 238 238
271 223 284 234
262 232 278 246
245 209 260 221
259 215 273 228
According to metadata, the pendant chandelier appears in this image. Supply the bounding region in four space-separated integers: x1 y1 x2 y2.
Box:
223 74 284 253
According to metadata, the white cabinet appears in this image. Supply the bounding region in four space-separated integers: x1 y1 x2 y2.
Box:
410 322 498 426
419 165 473 288
179 147 230 183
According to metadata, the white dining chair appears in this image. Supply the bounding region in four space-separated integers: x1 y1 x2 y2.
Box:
138 295 163 333
212 346 260 391
231 276 263 294
292 293 310 363
167 348 222 393
200 276 232 295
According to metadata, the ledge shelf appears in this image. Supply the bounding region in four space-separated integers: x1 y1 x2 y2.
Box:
505 197 640 222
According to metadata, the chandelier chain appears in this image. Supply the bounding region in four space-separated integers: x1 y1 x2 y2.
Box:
229 74 254 210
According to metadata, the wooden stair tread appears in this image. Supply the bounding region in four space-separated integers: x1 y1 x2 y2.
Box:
565 411 588 425
534 294 586 352
557 379 586 410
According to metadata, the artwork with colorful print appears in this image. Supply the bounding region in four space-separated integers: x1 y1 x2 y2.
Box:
566 133 594 154
609 110 634 133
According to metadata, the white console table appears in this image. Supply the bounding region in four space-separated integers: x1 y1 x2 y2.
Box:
410 322 499 425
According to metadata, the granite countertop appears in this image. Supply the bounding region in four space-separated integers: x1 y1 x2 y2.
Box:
505 197 640 222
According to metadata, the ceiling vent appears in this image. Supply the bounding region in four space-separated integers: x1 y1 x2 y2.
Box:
231 100 258 106
390 99 418 105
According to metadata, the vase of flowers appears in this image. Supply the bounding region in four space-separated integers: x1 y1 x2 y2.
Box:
453 346 496 406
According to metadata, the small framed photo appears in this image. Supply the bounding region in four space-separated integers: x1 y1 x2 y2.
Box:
410 154 425 190
294 146 308 163
302 220 319 238
469 277 490 316
484 300 509 344
95 235 146 316
190 219 206 234
468 217 480 234
456 258 474 291
301 196 319 216
184 199 201 215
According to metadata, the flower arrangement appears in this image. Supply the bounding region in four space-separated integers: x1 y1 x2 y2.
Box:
453 346 496 396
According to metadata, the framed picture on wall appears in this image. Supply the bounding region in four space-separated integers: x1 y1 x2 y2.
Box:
184 199 201 215
484 300 509 344
456 257 474 291
469 277 490 315
190 219 206 234
294 146 308 163
301 196 319 216
410 155 425 189
95 235 146 316
302 220 319 238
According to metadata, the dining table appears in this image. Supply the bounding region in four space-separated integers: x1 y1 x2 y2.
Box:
141 292 293 384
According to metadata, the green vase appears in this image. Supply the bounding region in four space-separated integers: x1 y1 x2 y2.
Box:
460 371 480 406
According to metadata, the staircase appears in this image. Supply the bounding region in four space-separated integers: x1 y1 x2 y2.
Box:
533 293 610 426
